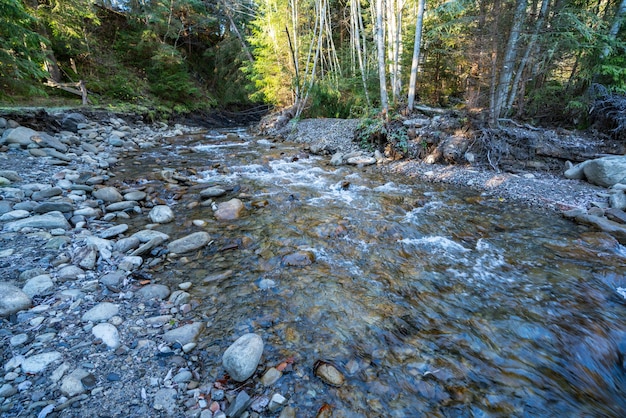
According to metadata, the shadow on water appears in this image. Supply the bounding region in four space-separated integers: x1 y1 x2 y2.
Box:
112 128 626 417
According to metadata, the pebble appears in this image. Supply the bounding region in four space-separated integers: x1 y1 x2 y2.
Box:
153 388 177 413
167 231 211 254
314 360 345 387
60 368 90 396
222 333 264 382
261 367 283 386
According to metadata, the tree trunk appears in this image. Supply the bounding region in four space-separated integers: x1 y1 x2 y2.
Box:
506 0 550 111
376 0 389 118
407 0 425 111
491 0 527 125
601 0 626 59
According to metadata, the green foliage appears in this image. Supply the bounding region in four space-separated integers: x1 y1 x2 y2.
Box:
356 116 387 151
303 82 354 119
0 0 48 81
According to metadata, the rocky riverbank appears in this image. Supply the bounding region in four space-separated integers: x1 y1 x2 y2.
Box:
0 112 298 417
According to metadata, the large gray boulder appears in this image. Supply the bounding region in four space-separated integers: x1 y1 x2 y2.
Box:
2 127 38 147
579 156 626 188
3 211 71 231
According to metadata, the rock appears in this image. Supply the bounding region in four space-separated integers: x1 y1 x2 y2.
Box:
82 302 119 322
0 383 17 398
0 283 32 316
162 322 205 346
346 156 377 166
0 210 30 221
149 205 175 223
610 191 626 210
279 406 297 418
33 201 74 214
99 224 129 238
582 156 626 187
4 126 37 147
115 236 141 253
282 250 315 267
21 351 62 374
73 244 98 270
60 368 90 396
93 186 123 203
105 201 139 212
61 113 87 132
200 186 227 198
167 231 211 254
225 390 251 417
4 211 71 231
268 393 288 413
137 284 170 300
261 367 283 386
32 132 69 153
314 360 345 387
57 265 85 281
124 190 147 201
168 290 191 305
100 271 125 287
153 388 177 413
173 369 192 383
119 255 143 271
573 213 626 244
330 152 344 166
222 333 264 382
0 170 21 182
92 323 121 348
214 198 245 220
132 229 170 243
22 274 55 298
31 186 63 200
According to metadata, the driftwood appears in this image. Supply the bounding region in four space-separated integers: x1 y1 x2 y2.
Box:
44 79 89 105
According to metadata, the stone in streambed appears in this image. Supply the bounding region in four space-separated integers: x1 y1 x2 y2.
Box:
137 284 170 300
149 205 175 223
222 333 264 382
0 283 32 317
282 250 315 267
314 360 345 387
167 231 211 254
60 368 91 396
200 186 227 198
214 198 245 220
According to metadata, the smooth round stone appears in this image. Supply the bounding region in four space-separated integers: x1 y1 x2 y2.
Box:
173 370 193 383
118 256 143 271
149 205 175 223
0 210 30 221
222 333 264 382
57 265 85 281
200 187 227 198
98 224 129 239
124 191 146 201
214 198 245 220
162 322 205 346
93 186 123 202
167 231 211 254
60 368 90 396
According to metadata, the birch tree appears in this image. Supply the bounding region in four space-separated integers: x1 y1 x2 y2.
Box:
407 0 426 111
376 0 389 117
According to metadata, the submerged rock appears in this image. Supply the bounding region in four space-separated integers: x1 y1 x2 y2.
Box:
214 198 245 220
167 231 211 254
314 360 345 387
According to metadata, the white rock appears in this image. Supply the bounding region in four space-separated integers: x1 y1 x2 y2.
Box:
92 323 121 348
0 283 31 317
60 368 90 396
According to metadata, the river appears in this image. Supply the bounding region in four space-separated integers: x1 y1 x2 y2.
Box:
113 127 626 417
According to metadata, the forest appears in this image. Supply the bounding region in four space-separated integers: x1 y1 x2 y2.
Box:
1 0 625 127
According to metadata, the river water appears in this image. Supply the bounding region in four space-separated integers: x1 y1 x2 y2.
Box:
115 128 626 417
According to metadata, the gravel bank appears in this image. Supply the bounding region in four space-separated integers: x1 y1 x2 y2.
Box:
271 117 609 212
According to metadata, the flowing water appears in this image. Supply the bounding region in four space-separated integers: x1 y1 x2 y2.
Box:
115 128 626 417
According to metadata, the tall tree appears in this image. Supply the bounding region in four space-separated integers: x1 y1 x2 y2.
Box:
407 0 425 110
375 0 389 117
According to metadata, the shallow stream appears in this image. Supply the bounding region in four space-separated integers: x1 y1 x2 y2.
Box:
115 128 626 416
